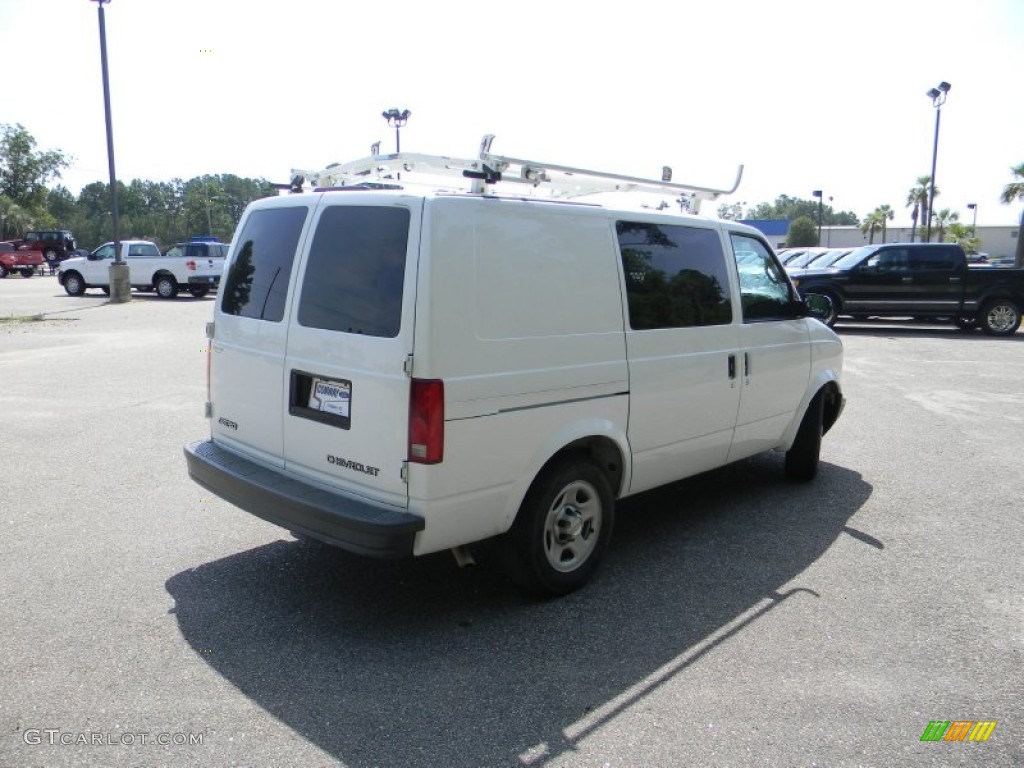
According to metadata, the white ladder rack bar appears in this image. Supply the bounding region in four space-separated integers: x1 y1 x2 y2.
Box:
290 135 743 212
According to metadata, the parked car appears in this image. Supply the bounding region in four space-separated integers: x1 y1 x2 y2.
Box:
791 242 1024 335
59 239 225 298
185 149 845 596
14 230 76 263
0 242 45 277
785 248 853 274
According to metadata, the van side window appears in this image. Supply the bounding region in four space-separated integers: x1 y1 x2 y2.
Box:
729 234 795 321
222 207 308 321
616 221 732 330
298 206 410 338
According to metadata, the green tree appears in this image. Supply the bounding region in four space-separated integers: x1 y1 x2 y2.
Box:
861 209 884 244
0 124 70 216
786 215 818 247
932 208 958 243
945 222 981 254
877 204 894 242
0 196 36 240
1000 162 1024 267
905 176 934 242
746 195 858 226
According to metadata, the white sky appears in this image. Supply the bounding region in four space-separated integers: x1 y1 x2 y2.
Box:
2 0 1022 225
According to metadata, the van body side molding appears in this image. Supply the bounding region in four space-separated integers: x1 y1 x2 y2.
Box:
184 440 422 558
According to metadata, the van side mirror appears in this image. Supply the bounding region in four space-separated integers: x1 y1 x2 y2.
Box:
804 293 833 321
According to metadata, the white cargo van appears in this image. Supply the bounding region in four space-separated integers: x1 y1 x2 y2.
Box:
185 141 844 595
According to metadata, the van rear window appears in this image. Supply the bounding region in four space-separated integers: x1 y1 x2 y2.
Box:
297 206 410 338
221 207 308 321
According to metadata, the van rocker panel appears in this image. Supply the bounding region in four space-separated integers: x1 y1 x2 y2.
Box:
184 439 423 558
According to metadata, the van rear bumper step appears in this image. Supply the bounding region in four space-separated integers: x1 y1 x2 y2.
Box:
184 439 423 558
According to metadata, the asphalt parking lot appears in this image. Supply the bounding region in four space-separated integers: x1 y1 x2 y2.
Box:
1 275 1022 768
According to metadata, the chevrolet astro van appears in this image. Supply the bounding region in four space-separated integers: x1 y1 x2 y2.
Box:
185 146 844 595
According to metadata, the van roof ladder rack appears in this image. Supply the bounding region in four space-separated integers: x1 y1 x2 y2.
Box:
290 135 743 214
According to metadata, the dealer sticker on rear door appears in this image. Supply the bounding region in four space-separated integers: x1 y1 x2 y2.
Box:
309 378 351 417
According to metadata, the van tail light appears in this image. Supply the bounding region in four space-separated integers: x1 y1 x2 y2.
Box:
409 378 444 464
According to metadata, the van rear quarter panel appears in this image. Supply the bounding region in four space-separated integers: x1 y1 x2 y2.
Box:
409 197 631 554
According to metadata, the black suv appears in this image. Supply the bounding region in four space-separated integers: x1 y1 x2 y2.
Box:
21 230 77 262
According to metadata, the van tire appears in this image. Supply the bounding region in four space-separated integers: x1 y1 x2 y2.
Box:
785 391 824 481
501 457 614 596
189 285 210 298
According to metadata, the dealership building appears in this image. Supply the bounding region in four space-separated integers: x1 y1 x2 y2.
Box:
746 220 1021 261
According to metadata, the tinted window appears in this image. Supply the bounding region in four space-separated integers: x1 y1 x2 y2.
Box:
616 221 732 330
222 206 307 322
298 206 410 337
128 243 159 258
730 234 795 321
911 248 958 271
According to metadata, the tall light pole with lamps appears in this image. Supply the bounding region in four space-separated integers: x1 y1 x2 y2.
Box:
382 109 410 180
812 190 823 246
382 109 411 153
966 202 977 234
925 81 951 243
90 0 129 302
827 196 834 246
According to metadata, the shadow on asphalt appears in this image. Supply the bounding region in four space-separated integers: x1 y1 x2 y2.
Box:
166 454 871 767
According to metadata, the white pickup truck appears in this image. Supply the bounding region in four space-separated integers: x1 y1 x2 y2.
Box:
58 239 226 299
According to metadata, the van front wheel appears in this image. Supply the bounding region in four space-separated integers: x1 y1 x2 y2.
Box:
785 391 824 481
501 458 614 596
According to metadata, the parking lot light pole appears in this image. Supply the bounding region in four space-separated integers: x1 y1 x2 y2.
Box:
812 190 823 246
967 202 977 234
925 81 951 243
91 0 129 302
382 109 410 180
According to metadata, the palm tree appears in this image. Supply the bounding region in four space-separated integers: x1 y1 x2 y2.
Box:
906 176 933 242
1001 163 1024 267
861 209 884 244
946 222 981 255
933 208 959 243
877 204 895 243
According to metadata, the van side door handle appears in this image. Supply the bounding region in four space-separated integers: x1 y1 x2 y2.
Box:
728 354 737 380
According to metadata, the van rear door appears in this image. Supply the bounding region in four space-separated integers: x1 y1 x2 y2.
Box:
281 195 421 509
209 198 313 465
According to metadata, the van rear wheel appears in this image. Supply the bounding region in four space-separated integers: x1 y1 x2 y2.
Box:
501 457 614 596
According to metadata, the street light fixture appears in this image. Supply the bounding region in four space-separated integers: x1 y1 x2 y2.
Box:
90 0 129 302
812 190 823 246
382 108 410 180
925 81 951 243
827 196 834 245
381 108 411 153
967 202 977 234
